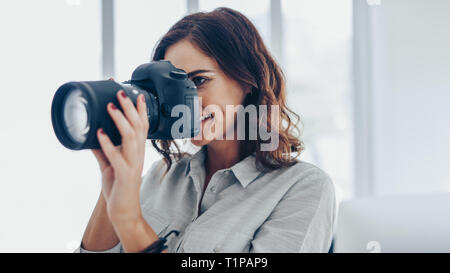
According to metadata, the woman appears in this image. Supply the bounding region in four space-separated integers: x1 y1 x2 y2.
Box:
76 7 335 253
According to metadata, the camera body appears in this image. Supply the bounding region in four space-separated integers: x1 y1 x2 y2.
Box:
129 60 199 139
51 60 200 150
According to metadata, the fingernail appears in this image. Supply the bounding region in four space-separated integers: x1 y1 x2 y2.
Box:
119 90 127 98
99 128 105 135
140 94 145 103
109 103 117 110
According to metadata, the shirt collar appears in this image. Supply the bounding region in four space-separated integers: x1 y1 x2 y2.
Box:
229 153 262 188
184 145 207 178
185 146 262 188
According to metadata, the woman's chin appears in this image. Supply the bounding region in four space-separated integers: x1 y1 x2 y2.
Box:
190 138 211 147
190 119 217 146
190 131 218 146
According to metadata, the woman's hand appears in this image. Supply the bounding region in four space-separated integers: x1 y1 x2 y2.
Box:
89 88 161 253
95 89 149 226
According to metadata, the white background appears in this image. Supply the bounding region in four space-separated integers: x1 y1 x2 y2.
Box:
368 0 450 195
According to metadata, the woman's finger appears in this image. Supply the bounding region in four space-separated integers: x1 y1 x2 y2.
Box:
137 94 149 132
116 90 142 132
107 102 138 161
91 149 110 171
107 102 136 144
97 128 126 170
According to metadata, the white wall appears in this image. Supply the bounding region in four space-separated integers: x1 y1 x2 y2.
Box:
0 1 104 252
366 0 450 195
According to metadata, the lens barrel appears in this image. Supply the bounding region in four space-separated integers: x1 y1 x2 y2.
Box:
51 80 156 150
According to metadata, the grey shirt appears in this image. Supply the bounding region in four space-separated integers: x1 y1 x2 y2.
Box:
76 146 336 253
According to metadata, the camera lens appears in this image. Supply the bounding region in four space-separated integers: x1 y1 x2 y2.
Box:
62 88 90 144
52 61 199 150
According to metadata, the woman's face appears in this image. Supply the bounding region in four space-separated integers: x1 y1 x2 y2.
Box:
164 39 247 147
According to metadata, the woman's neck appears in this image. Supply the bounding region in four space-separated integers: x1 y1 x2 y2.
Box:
205 140 242 174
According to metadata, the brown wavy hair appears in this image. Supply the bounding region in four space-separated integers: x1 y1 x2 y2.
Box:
151 7 304 172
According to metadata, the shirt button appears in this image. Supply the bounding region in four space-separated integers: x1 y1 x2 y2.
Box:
210 186 216 193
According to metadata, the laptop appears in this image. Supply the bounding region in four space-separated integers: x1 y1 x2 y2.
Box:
333 193 450 252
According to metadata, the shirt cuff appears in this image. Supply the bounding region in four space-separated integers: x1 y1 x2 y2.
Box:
74 242 122 253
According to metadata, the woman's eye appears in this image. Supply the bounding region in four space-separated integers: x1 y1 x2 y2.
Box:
191 77 208 87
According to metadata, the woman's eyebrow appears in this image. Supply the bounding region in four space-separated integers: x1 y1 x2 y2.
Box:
187 69 214 77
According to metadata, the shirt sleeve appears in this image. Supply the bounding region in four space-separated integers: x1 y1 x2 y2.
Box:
139 158 166 206
249 167 336 253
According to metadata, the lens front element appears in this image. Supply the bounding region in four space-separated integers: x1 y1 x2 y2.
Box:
62 88 90 144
